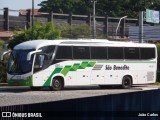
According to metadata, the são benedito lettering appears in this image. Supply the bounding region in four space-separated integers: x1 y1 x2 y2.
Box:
105 65 129 70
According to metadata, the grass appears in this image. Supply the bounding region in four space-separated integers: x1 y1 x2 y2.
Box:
154 82 160 86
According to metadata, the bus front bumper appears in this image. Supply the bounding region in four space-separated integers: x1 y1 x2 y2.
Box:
7 76 33 86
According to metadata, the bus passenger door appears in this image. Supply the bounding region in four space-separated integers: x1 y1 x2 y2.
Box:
91 64 105 84
33 72 45 86
32 54 48 86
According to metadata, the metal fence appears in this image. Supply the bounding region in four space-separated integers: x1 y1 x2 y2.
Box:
129 26 160 42
1 7 159 40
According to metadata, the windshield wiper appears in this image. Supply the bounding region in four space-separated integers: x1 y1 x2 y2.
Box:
9 52 23 74
9 52 16 73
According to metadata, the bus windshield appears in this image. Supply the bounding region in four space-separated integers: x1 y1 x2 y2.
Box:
8 49 34 74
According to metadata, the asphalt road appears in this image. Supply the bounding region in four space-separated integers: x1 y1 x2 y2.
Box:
0 85 159 107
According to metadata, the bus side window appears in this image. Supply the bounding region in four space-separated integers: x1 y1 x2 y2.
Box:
73 46 90 59
124 47 139 60
91 47 107 59
56 46 72 59
108 47 123 59
140 48 155 59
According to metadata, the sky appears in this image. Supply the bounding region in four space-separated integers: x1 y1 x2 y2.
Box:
0 0 45 16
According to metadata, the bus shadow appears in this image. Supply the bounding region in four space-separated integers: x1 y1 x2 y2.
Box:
62 85 155 91
63 85 123 91
0 87 31 93
0 85 149 93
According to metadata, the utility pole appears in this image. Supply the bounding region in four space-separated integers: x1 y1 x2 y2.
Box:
32 0 34 40
92 0 97 39
139 11 143 43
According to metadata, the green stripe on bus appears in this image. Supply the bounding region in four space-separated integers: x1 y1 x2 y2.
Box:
78 61 88 69
43 67 63 86
70 64 80 71
61 66 72 76
87 61 96 67
43 61 96 86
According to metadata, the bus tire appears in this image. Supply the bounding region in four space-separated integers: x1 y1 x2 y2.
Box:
51 77 64 91
122 76 132 89
30 86 41 91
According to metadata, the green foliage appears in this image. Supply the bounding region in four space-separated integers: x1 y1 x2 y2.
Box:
39 0 160 18
8 22 61 49
0 54 9 83
156 44 160 82
39 0 91 14
156 44 160 71
156 44 160 54
0 40 4 49
59 24 91 38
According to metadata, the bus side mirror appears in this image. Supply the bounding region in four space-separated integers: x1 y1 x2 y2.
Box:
1 50 11 62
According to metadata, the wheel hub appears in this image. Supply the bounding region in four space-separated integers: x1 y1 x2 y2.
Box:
54 80 60 88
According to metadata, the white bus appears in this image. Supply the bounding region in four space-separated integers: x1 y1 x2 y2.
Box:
1 39 157 90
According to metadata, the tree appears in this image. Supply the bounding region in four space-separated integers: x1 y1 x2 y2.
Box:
8 22 61 49
59 23 91 38
0 40 4 49
156 44 160 82
39 0 91 14
39 0 130 17
0 54 9 83
39 0 160 18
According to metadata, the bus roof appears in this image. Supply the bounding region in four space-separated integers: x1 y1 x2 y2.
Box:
14 39 156 50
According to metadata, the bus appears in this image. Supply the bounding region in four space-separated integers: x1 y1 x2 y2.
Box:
1 39 157 90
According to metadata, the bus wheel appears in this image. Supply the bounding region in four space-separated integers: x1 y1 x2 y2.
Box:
122 76 132 89
30 86 41 91
51 78 63 91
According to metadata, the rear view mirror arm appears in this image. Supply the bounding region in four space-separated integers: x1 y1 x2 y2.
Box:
27 50 42 61
1 50 11 62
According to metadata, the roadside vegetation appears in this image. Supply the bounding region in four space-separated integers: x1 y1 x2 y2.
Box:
8 22 61 49
0 40 4 49
8 22 91 49
59 24 91 39
39 0 160 18
0 40 6 83
156 44 160 83
0 54 8 83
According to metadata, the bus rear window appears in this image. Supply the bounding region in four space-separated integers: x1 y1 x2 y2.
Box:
140 48 155 59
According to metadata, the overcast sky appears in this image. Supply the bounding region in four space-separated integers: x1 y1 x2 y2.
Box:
0 0 44 16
